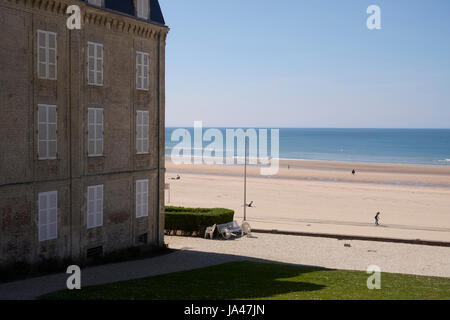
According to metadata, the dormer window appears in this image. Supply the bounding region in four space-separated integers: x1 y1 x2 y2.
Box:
136 0 149 20
88 0 102 7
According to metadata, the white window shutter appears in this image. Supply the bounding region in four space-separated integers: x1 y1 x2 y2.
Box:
88 43 95 84
87 185 103 229
143 111 149 153
37 30 57 80
136 51 149 90
88 42 103 85
39 191 58 241
95 185 103 227
37 105 57 160
87 108 103 156
136 180 149 218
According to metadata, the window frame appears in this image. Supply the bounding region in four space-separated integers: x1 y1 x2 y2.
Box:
136 110 149 155
37 104 58 160
37 30 57 80
87 108 104 157
87 185 104 229
87 41 104 86
38 191 58 242
136 179 149 218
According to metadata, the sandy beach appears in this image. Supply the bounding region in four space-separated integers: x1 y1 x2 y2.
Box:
165 159 450 242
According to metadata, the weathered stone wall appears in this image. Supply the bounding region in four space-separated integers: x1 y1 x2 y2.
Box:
0 0 168 266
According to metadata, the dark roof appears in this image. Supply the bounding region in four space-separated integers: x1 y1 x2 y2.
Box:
84 1 166 26
150 0 165 25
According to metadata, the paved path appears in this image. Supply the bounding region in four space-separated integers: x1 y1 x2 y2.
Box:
245 215 450 233
166 233 450 278
1 233 449 300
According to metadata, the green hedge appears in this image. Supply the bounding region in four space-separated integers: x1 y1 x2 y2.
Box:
165 206 234 236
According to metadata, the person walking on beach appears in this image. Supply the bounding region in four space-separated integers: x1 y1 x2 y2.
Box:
352 169 356 175
374 212 380 226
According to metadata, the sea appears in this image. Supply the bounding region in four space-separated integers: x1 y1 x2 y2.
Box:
165 128 450 166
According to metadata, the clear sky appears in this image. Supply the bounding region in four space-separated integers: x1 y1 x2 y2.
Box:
159 0 450 128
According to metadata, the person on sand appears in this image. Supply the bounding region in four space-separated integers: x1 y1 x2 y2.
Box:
375 212 380 226
352 169 356 175
247 201 254 208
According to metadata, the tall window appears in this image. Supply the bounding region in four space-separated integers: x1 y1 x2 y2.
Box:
37 30 57 80
136 110 149 154
136 0 149 19
136 51 149 90
38 104 57 160
87 42 103 86
136 180 148 218
88 0 101 7
88 108 103 157
87 185 103 229
38 191 58 242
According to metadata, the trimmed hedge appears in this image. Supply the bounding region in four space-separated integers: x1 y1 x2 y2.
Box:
165 206 234 236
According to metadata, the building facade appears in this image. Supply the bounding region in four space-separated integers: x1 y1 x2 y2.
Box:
0 0 168 267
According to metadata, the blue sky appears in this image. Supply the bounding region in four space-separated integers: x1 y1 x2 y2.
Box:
160 0 450 128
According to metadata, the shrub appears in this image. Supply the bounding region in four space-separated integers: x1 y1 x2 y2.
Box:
165 206 234 236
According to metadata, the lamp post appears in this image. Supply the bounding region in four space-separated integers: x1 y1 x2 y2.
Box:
243 135 247 221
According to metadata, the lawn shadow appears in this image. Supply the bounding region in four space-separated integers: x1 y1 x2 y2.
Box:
39 248 332 300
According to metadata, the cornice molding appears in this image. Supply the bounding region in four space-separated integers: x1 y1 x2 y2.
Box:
3 0 169 39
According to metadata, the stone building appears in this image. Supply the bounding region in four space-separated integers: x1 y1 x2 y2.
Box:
0 0 168 267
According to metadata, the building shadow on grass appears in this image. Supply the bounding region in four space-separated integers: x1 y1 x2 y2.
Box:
37 249 330 300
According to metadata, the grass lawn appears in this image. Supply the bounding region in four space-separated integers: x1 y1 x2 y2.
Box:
40 261 450 300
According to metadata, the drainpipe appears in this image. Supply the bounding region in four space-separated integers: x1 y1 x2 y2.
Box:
155 30 162 247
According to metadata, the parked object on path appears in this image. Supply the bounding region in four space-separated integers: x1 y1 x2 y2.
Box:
241 221 251 237
217 221 242 239
344 243 351 248
204 224 216 239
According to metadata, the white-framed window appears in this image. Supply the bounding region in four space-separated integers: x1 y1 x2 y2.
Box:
136 0 149 19
136 110 149 154
87 42 103 86
88 108 103 157
38 191 58 242
87 185 103 229
136 51 149 90
37 104 57 160
88 0 102 7
37 30 57 80
136 179 148 218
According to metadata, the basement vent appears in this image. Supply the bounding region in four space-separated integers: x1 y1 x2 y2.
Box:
136 233 148 244
87 246 103 259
